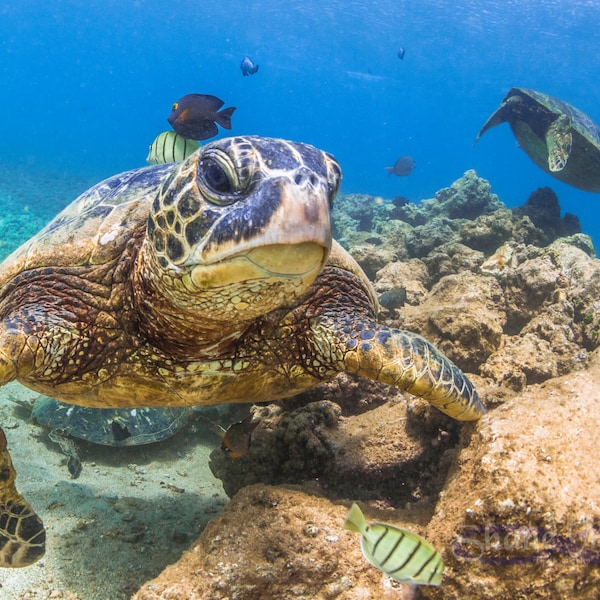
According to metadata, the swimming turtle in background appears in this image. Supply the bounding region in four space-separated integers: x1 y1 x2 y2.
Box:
475 87 600 192
0 135 485 567
30 397 193 478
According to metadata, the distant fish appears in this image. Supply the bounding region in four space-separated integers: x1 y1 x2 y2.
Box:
378 287 407 313
391 195 411 208
146 131 200 165
397 47 406 60
385 155 415 177
343 503 443 586
221 413 261 459
240 56 259 76
168 93 236 141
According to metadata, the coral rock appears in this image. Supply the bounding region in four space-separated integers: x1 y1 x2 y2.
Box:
375 258 430 306
134 485 419 600
210 397 461 506
399 272 506 372
423 351 600 600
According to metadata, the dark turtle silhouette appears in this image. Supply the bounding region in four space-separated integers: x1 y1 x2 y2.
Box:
475 87 600 192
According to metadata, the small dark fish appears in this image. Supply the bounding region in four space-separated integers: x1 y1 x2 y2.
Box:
385 155 415 177
221 413 261 459
378 287 407 312
240 56 259 76
391 195 410 208
397 47 405 60
168 93 236 141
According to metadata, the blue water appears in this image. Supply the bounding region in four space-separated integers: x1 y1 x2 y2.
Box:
1 0 599 246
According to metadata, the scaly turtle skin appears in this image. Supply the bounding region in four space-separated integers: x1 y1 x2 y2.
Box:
0 136 485 567
475 87 600 192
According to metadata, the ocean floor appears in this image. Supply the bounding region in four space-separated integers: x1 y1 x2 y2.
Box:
0 382 229 600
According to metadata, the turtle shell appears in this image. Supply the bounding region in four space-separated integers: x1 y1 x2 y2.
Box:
32 396 192 446
476 87 600 192
0 164 175 289
521 88 600 148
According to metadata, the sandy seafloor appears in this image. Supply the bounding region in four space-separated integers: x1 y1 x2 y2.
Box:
0 381 230 600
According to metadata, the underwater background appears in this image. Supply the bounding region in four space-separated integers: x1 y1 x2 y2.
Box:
2 3 600 598
0 0 599 249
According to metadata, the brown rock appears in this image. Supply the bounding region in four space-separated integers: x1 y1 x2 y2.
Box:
374 258 430 305
480 332 559 389
521 302 588 375
422 242 484 285
134 485 419 600
503 250 565 331
400 272 506 371
423 351 600 600
347 243 397 281
210 396 461 506
459 208 517 253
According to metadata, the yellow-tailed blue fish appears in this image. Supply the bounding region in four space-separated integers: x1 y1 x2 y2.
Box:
343 503 443 586
146 131 200 165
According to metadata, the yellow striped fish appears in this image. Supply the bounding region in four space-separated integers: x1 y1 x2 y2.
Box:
343 503 443 586
146 131 200 165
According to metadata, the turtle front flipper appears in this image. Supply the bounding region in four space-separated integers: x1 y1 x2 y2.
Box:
474 94 522 145
546 114 572 172
0 428 46 567
336 323 485 421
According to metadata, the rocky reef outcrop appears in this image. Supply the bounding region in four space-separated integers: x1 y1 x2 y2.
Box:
137 171 600 599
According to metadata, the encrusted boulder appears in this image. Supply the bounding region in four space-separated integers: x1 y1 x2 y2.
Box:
394 169 504 225
398 271 506 372
512 186 581 245
423 351 600 600
209 395 461 506
134 485 421 600
374 258 430 306
480 332 559 391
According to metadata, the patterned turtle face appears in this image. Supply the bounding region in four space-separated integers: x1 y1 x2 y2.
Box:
140 136 341 322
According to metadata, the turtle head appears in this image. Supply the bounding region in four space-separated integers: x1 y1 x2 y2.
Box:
139 136 340 328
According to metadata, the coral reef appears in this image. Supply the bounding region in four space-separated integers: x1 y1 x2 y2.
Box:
209 394 459 505
140 170 600 599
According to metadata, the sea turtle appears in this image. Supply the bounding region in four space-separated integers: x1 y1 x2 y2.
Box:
29 398 193 478
0 136 485 568
474 87 600 192
31 397 193 447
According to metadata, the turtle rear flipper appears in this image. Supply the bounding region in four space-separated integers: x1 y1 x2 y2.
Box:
546 114 573 172
0 428 46 567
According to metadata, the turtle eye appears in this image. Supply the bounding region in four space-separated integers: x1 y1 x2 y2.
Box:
197 148 243 205
203 159 232 193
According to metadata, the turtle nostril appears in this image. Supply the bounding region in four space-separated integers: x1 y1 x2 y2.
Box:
293 170 320 188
